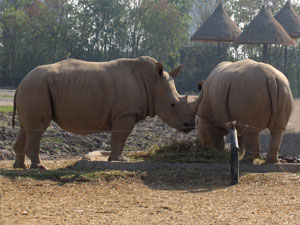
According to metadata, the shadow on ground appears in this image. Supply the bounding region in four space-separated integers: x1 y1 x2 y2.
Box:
0 162 234 192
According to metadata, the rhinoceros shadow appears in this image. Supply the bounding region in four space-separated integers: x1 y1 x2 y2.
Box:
0 162 235 192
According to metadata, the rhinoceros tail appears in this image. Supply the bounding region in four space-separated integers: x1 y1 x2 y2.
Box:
266 77 278 128
12 88 18 129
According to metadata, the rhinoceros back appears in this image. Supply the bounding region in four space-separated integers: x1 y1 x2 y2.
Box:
200 59 293 131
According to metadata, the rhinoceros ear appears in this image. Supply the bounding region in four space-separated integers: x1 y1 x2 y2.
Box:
155 62 164 77
198 80 204 91
169 64 183 78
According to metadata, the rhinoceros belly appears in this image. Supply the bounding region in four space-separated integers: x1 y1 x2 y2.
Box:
49 72 113 135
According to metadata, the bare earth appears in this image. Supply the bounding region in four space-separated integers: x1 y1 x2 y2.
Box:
1 164 300 225
1 90 300 224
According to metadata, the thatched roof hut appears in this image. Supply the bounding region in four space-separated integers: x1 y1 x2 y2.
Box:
237 6 294 45
275 1 300 39
190 2 241 42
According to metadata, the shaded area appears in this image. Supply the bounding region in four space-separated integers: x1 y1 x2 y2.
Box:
0 161 231 192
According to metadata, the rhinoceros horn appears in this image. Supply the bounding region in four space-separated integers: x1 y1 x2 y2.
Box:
169 64 183 78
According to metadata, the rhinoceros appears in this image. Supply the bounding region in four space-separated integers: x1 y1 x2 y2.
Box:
12 56 200 169
197 59 293 163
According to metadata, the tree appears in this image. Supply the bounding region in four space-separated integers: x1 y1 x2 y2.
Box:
139 0 191 69
0 0 28 78
0 0 75 81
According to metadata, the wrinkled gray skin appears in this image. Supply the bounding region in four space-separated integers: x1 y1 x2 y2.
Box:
12 56 200 169
197 59 293 164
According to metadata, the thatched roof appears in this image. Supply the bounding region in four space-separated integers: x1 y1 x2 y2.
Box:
190 2 241 42
237 6 294 45
275 1 300 39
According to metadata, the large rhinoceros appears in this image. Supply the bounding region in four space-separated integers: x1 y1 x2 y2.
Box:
197 59 293 163
12 56 200 169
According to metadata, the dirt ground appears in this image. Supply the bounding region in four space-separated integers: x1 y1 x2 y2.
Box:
1 160 300 225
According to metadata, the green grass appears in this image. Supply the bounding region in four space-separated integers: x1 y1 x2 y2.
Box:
41 137 64 144
0 106 13 112
0 169 139 182
0 95 13 98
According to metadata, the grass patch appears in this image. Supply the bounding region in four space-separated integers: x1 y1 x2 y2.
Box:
41 137 64 144
0 95 13 98
1 169 140 183
129 141 231 163
0 106 13 112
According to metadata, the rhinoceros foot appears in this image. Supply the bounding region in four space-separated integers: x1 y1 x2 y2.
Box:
265 155 280 164
30 163 48 170
240 157 255 164
13 161 27 169
108 154 128 162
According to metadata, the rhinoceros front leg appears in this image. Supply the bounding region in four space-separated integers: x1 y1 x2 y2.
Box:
108 116 136 161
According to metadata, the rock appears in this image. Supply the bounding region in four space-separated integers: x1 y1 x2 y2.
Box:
0 149 15 160
81 151 108 161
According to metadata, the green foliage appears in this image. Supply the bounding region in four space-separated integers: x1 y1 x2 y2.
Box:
0 0 192 82
139 0 191 68
176 42 235 93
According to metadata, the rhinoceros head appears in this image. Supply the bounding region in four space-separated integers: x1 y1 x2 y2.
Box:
153 63 199 132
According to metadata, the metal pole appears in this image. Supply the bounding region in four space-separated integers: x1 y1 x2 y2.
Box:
227 121 239 185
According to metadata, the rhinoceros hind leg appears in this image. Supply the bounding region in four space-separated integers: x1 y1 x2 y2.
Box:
25 131 47 170
238 135 245 152
108 116 135 162
265 130 283 164
30 163 48 170
240 132 260 163
13 128 27 169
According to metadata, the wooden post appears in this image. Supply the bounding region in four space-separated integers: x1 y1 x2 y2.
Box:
227 121 239 185
284 45 287 74
217 41 221 62
263 44 268 63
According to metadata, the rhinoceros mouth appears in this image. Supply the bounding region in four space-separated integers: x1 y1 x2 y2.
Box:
177 121 195 133
178 127 194 133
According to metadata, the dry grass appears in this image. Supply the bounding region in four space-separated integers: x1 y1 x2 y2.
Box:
1 160 300 225
129 141 232 163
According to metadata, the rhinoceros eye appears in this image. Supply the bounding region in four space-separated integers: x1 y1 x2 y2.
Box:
171 103 175 107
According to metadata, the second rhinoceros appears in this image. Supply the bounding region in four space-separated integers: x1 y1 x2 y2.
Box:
12 56 200 169
197 59 293 163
